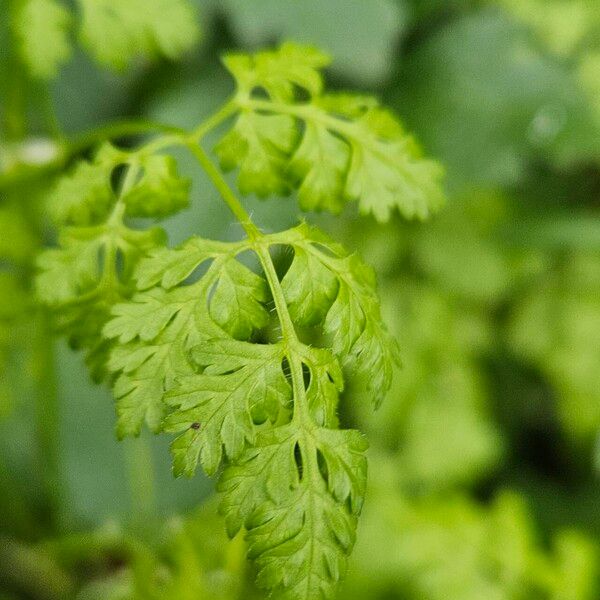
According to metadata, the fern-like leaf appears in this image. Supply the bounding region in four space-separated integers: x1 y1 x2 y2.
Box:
36 146 189 379
216 43 445 222
77 0 200 70
102 221 395 598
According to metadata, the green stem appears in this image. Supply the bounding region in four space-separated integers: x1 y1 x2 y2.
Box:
184 142 261 240
100 163 141 293
70 119 186 154
189 98 238 142
39 83 64 141
32 311 63 531
124 436 157 527
183 142 313 430
254 245 311 427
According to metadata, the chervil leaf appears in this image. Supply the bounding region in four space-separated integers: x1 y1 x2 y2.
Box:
77 0 200 70
301 346 344 427
321 257 398 404
164 339 291 476
288 122 349 214
223 41 330 101
135 237 249 290
281 224 400 405
11 0 71 79
47 143 122 226
219 423 367 600
103 244 270 437
36 221 164 379
36 228 106 304
215 111 298 197
281 245 339 327
105 283 210 437
217 44 445 221
343 107 445 221
104 265 220 437
209 258 271 340
123 154 191 218
100 216 395 600
36 151 179 379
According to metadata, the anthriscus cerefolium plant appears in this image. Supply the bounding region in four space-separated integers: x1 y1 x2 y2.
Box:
36 43 444 599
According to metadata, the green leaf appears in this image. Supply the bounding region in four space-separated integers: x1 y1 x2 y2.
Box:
100 221 391 599
123 154 191 218
282 246 339 327
36 228 105 305
36 153 169 379
11 0 71 79
301 346 344 427
215 111 298 197
164 339 291 476
104 243 269 437
104 278 216 437
219 423 367 599
135 237 249 290
288 122 349 214
47 144 121 226
283 225 400 405
217 44 445 221
36 223 164 379
77 0 200 70
209 258 270 340
344 125 445 222
223 41 330 101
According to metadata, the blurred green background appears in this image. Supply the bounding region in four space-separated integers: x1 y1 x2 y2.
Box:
1 0 600 598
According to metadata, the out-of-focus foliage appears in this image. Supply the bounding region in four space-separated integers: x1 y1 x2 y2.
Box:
8 0 201 78
219 0 406 85
509 254 600 441
344 467 598 600
1 0 600 599
0 199 37 417
215 43 444 221
397 9 600 190
495 0 600 156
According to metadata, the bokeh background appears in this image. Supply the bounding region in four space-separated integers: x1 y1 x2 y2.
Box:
2 0 600 598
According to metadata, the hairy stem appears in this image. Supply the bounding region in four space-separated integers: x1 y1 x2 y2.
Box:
189 98 238 142
184 142 260 240
184 139 317 438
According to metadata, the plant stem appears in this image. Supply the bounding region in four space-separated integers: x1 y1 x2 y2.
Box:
124 435 157 527
183 142 313 430
189 98 238 142
1 23 65 529
70 119 187 154
183 142 261 240
32 311 63 531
